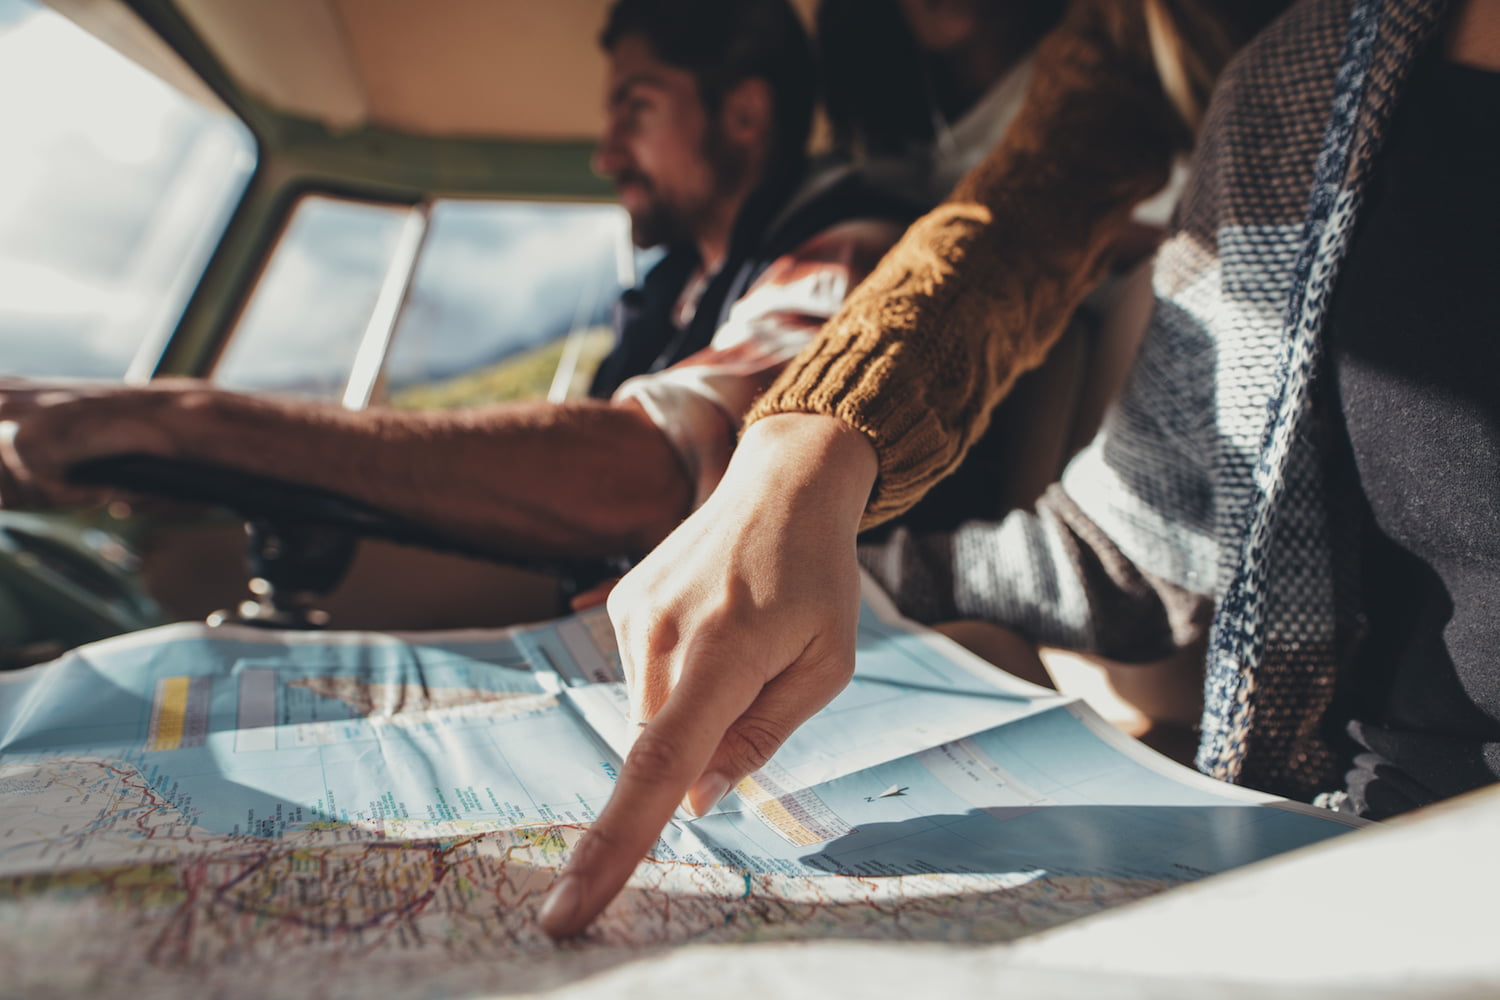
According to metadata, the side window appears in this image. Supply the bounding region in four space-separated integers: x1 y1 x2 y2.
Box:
0 0 255 380
214 196 632 408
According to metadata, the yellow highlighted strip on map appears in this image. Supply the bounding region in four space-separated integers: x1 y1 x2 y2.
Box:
146 676 211 752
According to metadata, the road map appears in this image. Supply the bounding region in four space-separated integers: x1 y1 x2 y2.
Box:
0 579 1364 998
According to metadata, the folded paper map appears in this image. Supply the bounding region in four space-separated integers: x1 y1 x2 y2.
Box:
0 578 1364 998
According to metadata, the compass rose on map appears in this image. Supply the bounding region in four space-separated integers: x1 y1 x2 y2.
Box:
865 785 908 802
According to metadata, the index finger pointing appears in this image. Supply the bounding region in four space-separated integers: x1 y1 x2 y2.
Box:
537 664 758 938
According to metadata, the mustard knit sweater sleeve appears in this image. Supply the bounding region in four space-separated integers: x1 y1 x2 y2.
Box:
744 0 1199 528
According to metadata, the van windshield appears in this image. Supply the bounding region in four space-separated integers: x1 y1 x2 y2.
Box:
0 0 255 381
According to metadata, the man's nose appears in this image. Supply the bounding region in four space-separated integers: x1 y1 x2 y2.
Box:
592 125 628 179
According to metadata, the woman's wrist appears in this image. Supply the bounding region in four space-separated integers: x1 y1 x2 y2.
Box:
732 413 877 527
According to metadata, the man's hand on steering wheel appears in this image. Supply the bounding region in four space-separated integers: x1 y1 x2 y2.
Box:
0 378 200 510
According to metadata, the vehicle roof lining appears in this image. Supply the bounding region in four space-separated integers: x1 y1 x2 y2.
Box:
176 0 370 133
46 0 819 143
173 0 616 141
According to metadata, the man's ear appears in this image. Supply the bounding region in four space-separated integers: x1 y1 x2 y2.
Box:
719 78 773 148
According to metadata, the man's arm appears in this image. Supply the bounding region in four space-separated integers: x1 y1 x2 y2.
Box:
0 216 899 559
0 378 692 560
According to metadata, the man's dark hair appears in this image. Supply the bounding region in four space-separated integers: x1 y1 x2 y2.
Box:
600 0 816 173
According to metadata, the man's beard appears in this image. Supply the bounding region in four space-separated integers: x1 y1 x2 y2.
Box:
625 179 694 249
626 121 748 251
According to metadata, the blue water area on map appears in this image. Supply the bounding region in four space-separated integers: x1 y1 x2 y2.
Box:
0 626 622 839
0 629 542 755
0 607 1361 879
140 699 619 838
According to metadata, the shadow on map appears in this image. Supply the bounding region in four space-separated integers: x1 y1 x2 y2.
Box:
797 804 1353 884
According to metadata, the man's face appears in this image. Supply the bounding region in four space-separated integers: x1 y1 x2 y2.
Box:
593 33 745 249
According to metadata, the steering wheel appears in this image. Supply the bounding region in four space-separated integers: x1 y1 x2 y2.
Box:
65 455 607 627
